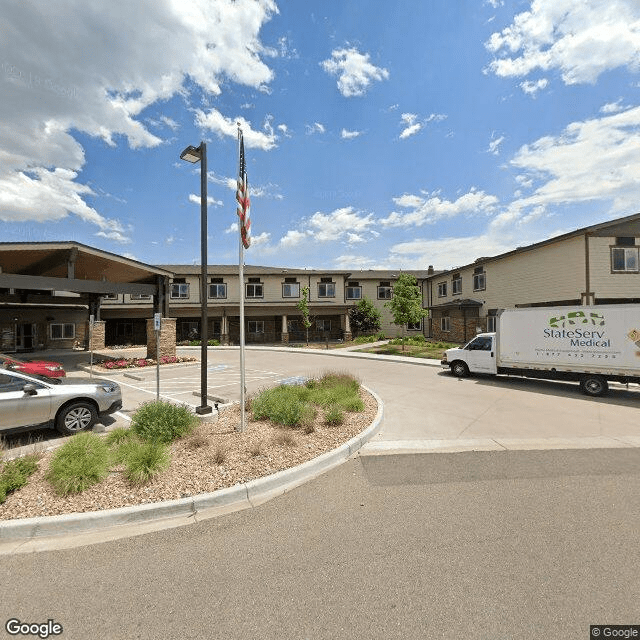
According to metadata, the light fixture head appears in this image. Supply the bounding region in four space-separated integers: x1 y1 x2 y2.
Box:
180 145 202 163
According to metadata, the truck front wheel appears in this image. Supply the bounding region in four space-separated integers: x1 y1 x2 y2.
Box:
450 361 469 378
580 375 608 397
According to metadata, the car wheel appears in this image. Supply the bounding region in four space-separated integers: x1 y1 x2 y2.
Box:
580 375 608 397
55 402 98 435
450 361 469 378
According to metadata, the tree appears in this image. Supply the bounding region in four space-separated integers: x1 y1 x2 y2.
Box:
297 286 313 345
385 273 427 350
349 297 382 337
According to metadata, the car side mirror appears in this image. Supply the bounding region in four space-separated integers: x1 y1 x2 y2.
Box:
22 383 37 396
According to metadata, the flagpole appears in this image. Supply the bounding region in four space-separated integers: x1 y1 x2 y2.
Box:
237 124 247 433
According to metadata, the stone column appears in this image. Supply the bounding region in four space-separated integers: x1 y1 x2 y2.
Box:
221 315 229 346
281 314 289 344
146 317 176 360
88 320 106 351
343 312 352 341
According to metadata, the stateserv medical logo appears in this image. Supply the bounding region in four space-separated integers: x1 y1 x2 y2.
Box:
545 310 610 348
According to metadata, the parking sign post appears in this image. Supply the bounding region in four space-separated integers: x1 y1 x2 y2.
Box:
154 313 161 401
89 314 94 379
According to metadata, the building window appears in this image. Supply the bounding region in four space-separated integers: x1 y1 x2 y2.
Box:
171 279 189 299
452 274 462 295
316 319 331 332
246 283 263 298
248 321 264 334
282 281 300 298
131 294 152 300
377 282 393 299
50 323 75 340
487 315 497 332
611 245 639 272
209 283 227 299
346 282 362 300
102 293 118 300
407 320 422 331
437 282 447 297
472 267 486 292
318 280 335 298
440 316 450 332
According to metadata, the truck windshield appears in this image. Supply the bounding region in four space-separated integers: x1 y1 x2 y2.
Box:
465 336 492 351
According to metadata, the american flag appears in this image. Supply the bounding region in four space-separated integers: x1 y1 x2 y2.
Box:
236 131 251 249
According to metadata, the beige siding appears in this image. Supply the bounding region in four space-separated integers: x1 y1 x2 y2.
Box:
432 235 586 311
589 236 640 298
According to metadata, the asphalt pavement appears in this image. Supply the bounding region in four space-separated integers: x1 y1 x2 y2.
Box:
1 447 638 640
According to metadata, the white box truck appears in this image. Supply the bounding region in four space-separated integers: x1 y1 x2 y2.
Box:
441 305 640 396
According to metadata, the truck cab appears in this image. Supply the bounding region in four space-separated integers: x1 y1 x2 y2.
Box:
441 333 497 377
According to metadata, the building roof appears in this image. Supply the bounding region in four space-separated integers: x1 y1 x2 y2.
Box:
160 265 437 279
426 212 640 279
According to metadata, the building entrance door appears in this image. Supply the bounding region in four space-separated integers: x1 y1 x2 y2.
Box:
17 323 36 351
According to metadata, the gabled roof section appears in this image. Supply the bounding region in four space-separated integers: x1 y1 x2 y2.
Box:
426 212 640 279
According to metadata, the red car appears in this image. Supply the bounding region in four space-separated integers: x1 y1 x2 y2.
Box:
0 353 66 378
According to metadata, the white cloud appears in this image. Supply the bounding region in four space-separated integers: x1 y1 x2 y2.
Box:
188 193 223 207
278 206 376 248
305 122 326 135
399 113 421 139
341 129 362 139
249 231 271 247
600 99 629 114
381 188 499 227
195 109 279 150
505 105 640 217
321 47 389 97
486 0 640 85
487 134 505 155
520 78 548 95
0 0 277 240
398 112 446 139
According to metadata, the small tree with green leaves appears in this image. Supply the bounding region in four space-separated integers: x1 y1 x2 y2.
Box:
349 297 382 337
297 286 313 345
385 273 427 350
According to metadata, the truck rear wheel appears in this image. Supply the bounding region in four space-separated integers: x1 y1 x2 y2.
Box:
450 361 469 378
580 375 608 397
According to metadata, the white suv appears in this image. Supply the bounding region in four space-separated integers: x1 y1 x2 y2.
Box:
0 369 122 435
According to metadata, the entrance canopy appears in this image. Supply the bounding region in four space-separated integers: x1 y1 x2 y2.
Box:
0 242 172 297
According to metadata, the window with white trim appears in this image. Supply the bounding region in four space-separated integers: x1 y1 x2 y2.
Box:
282 279 300 297
437 282 447 297
440 316 450 332
171 279 189 299
377 282 393 299
50 323 75 340
611 239 639 272
316 319 331 332
209 279 227 298
472 267 486 292
131 294 152 300
246 280 263 298
318 279 335 298
346 281 362 300
248 320 264 333
407 320 422 331
452 274 462 295
102 293 118 300
487 315 497 332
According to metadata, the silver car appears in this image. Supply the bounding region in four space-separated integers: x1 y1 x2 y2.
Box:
0 369 122 435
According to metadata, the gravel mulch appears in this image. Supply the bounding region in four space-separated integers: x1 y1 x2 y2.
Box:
0 389 378 521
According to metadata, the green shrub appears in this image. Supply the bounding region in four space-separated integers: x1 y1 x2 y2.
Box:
47 433 110 495
121 441 170 485
251 385 312 427
105 427 136 446
0 455 40 503
131 401 197 443
324 406 344 426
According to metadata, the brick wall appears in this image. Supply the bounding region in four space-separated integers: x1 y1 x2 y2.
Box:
146 317 176 359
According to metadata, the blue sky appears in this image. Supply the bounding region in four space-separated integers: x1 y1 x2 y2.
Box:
2 0 640 270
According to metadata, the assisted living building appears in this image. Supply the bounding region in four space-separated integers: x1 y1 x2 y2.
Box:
0 213 638 352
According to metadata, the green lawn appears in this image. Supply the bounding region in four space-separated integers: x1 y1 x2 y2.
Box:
360 339 460 360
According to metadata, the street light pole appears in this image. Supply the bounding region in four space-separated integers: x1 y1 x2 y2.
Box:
180 141 212 415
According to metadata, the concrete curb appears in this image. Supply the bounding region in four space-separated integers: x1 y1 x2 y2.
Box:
0 385 383 543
